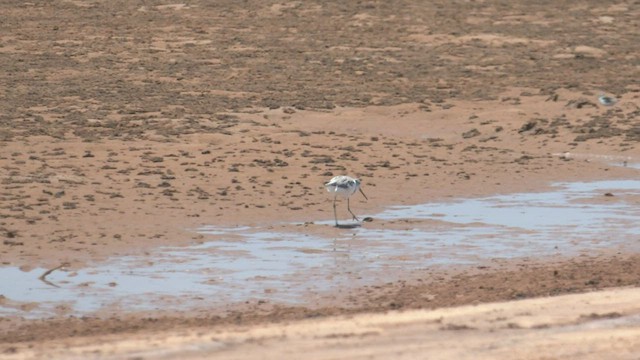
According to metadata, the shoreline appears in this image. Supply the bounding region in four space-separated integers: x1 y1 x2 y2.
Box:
3 251 640 346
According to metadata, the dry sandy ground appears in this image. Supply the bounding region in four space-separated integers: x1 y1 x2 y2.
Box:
1 0 640 358
5 287 640 360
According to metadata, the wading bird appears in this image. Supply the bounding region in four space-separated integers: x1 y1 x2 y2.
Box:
324 175 368 227
598 93 617 106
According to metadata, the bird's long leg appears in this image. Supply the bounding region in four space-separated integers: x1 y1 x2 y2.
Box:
347 197 360 222
333 196 339 226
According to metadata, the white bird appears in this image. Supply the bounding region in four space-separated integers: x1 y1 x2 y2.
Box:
598 94 617 106
324 175 368 227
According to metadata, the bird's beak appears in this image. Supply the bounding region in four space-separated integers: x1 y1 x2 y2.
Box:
359 187 368 200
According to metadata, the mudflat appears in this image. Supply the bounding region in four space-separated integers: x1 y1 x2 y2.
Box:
1 0 639 358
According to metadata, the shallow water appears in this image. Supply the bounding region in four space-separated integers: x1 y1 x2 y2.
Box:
2 179 640 318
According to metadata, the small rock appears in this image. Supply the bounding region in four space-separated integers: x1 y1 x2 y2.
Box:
62 202 77 209
574 45 606 58
462 129 480 139
3 240 24 246
518 121 537 133
565 98 597 109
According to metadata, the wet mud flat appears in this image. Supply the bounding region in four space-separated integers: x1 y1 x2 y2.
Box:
3 251 640 348
4 180 640 318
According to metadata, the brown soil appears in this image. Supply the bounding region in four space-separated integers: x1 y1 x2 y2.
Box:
1 0 639 358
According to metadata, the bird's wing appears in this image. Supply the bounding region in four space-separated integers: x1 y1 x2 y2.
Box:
324 181 338 192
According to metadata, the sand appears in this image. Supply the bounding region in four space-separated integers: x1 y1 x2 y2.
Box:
1 0 639 358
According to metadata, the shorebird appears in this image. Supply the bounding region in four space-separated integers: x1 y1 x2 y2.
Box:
598 93 617 106
324 175 368 227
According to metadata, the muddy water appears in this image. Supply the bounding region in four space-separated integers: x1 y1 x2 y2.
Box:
2 179 640 318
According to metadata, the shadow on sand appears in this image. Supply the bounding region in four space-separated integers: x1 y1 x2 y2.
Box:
335 223 362 229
